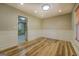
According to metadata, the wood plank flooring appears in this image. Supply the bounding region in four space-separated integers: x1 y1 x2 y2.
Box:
0 38 77 56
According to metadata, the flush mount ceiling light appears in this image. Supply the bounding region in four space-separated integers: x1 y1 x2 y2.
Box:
20 3 24 5
58 9 62 13
42 4 50 11
34 10 38 13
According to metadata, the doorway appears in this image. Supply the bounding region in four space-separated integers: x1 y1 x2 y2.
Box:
18 16 27 43
76 5 79 41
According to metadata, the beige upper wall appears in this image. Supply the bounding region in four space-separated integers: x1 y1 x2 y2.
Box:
42 13 72 30
0 4 20 31
42 13 73 41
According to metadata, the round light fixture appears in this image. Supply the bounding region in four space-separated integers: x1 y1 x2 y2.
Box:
20 3 24 5
42 4 50 11
34 10 37 13
58 10 62 13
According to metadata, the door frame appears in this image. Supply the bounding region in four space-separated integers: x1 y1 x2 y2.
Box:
18 16 28 42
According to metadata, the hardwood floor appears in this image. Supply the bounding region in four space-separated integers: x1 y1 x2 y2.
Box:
0 38 77 56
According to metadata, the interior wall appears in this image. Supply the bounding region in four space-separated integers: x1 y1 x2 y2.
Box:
0 4 41 50
28 16 42 41
42 14 73 41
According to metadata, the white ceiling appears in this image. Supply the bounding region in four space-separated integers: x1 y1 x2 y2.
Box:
7 3 75 19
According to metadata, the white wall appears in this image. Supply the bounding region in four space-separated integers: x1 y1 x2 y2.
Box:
0 4 41 50
28 16 42 41
0 31 18 50
42 14 73 41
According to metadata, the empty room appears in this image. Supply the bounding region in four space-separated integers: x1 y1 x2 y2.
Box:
0 3 79 56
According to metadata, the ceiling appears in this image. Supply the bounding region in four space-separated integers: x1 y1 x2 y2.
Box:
7 3 75 19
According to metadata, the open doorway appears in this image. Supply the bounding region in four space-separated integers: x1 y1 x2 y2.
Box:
18 16 27 44
76 5 79 42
